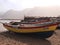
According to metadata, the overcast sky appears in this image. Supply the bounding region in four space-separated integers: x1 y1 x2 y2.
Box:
0 0 60 16
0 0 60 11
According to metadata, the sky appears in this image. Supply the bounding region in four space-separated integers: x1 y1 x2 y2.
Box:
0 0 60 16
0 0 60 12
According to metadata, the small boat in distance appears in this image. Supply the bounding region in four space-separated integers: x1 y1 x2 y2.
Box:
2 16 59 38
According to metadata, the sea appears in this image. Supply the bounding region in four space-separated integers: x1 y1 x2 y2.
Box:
0 23 7 32
0 20 21 32
0 20 21 23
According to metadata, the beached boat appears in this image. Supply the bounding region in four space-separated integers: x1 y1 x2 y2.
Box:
2 17 59 38
55 17 60 29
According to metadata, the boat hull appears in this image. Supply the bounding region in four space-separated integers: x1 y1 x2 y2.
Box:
3 24 57 33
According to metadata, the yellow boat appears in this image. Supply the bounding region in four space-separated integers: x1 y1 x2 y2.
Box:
3 21 58 38
3 22 57 33
2 17 59 38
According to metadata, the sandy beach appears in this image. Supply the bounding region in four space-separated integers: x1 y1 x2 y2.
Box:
0 23 60 45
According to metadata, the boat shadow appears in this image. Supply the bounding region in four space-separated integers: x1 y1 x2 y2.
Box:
0 31 51 45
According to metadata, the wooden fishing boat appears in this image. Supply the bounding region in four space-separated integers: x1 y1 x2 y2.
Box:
55 17 60 29
2 17 59 38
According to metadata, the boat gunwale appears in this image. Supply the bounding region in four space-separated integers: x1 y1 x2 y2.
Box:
3 23 58 29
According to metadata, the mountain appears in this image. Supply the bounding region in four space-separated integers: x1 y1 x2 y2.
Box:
0 12 4 18
23 7 60 17
1 10 24 19
1 6 60 19
1 8 33 19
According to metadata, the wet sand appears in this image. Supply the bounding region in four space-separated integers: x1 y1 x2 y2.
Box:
0 23 60 45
